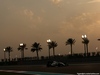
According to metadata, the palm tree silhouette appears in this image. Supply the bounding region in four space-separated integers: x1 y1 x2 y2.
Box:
47 43 52 58
18 43 27 58
31 42 42 60
82 38 89 56
66 38 76 56
5 46 13 62
50 41 58 56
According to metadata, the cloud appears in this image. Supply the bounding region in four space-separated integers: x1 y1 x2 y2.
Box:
41 9 46 13
23 9 34 20
60 12 100 37
88 0 100 3
37 16 43 23
20 9 44 23
51 0 63 4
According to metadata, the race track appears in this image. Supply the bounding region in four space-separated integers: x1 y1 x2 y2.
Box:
0 63 100 74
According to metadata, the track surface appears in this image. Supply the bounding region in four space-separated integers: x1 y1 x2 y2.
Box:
0 63 100 74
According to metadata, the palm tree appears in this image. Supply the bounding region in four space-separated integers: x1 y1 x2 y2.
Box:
82 41 87 56
5 46 13 62
50 41 58 56
82 38 89 56
47 43 52 58
31 42 42 60
18 43 27 58
66 38 76 56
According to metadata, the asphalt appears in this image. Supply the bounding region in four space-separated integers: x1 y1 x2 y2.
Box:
0 63 100 74
0 70 75 75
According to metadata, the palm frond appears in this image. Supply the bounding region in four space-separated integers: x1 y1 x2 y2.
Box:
66 38 76 45
31 42 42 52
82 39 89 44
5 46 13 52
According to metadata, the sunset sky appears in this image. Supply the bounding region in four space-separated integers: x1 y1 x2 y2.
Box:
0 0 100 59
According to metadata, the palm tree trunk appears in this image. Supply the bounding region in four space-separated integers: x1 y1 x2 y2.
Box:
86 44 88 56
53 47 55 56
48 48 50 59
8 52 10 62
84 44 86 56
21 49 24 58
70 44 72 56
4 51 6 62
36 51 39 60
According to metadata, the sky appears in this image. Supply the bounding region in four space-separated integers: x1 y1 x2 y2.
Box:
0 0 100 60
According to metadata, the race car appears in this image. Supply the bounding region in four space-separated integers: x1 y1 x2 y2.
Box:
46 61 68 67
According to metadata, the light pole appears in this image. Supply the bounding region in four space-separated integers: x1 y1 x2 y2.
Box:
47 39 51 59
82 35 87 39
82 35 87 56
3 49 6 62
19 43 25 58
82 35 89 56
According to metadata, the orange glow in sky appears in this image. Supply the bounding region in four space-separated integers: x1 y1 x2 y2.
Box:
0 0 100 59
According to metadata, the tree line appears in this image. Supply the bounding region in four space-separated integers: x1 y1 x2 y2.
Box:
3 37 91 61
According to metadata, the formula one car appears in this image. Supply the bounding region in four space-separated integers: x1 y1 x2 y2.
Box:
47 61 68 67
